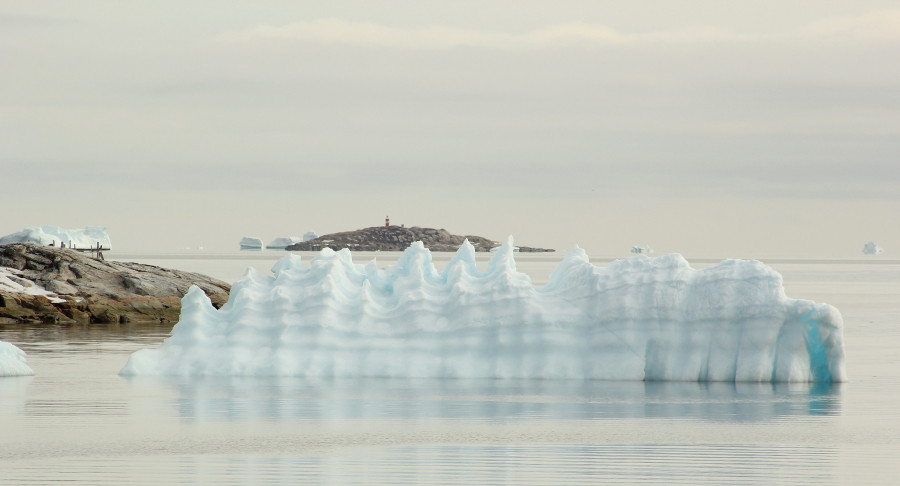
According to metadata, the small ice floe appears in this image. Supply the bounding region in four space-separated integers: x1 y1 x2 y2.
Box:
862 242 884 255
239 237 263 250
0 340 34 377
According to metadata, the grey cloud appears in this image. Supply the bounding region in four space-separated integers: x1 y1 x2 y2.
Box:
217 11 900 49
6 136 896 202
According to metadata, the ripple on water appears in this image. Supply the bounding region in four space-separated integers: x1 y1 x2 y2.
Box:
0 444 842 485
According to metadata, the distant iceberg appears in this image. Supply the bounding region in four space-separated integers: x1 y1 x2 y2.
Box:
122 238 846 383
302 231 318 242
266 237 301 250
239 236 263 250
0 341 34 377
862 241 884 255
0 226 110 249
630 245 653 255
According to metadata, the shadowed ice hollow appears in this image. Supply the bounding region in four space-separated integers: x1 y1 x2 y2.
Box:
120 238 846 383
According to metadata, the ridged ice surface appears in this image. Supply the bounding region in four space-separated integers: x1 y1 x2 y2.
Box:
0 340 34 377
121 239 846 382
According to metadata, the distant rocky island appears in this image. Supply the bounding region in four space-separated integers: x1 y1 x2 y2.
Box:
284 226 555 252
0 243 230 325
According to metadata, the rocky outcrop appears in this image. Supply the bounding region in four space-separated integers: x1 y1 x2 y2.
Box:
284 226 554 252
0 243 230 325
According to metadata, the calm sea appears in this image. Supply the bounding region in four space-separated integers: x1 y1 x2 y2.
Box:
1 251 898 485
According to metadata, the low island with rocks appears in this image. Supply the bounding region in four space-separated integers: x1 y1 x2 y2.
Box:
0 243 230 325
284 226 555 252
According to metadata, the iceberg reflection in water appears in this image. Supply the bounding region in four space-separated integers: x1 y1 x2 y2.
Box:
124 376 841 424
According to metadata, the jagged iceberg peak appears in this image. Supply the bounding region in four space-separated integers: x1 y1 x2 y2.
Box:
546 245 592 288
391 241 443 283
447 238 478 271
121 239 846 383
488 236 518 272
272 253 303 278
441 239 482 284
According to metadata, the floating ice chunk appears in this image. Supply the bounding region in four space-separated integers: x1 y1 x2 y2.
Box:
266 237 301 249
0 341 34 377
862 241 884 255
239 236 263 250
121 239 846 383
0 225 110 249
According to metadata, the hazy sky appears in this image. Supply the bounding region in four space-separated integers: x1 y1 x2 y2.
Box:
2 1 898 257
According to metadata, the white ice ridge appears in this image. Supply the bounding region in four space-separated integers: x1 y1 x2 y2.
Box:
0 341 34 377
0 225 110 249
121 238 846 383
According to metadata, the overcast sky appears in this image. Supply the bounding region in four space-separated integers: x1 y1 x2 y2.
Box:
2 1 898 257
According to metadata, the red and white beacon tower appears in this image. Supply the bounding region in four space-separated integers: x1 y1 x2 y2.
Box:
385 216 390 227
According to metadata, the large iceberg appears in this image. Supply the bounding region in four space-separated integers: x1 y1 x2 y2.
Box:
0 341 34 377
121 239 846 383
0 225 110 249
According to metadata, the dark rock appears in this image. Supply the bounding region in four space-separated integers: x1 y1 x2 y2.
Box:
284 226 555 253
0 243 230 325
44 280 78 296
